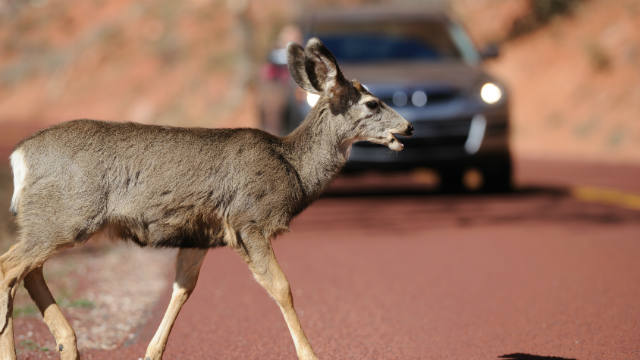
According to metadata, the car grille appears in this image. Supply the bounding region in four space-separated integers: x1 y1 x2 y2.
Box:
405 117 471 147
378 88 458 108
411 117 470 136
357 117 472 148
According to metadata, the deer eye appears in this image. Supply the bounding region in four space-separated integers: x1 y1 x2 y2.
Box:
365 100 379 110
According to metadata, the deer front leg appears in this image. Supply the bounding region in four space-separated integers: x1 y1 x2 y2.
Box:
239 238 317 360
144 248 207 360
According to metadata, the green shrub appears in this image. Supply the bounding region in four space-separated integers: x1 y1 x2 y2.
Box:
584 41 611 71
509 0 585 38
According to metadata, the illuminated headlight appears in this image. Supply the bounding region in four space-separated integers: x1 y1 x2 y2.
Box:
480 82 502 104
306 93 320 107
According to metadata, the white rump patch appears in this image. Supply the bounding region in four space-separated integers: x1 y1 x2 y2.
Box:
9 149 27 214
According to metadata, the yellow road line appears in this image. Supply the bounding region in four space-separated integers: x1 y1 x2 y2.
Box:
572 186 640 211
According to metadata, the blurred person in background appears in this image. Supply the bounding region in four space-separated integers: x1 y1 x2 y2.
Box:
258 24 302 135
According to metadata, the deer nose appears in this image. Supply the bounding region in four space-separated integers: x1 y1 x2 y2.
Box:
405 123 414 136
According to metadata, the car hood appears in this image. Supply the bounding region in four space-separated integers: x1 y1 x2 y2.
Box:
340 61 488 90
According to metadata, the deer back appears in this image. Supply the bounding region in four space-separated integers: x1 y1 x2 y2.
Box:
12 119 305 249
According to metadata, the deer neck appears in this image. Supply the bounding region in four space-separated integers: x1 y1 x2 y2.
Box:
283 104 351 201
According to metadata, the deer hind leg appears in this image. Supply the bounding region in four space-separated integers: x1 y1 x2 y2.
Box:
0 276 15 360
0 237 62 360
144 248 207 360
238 235 317 360
23 266 79 360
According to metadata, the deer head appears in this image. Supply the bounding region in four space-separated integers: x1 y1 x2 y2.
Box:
287 38 413 152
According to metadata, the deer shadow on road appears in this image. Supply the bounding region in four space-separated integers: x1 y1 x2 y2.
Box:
324 183 564 198
320 182 640 228
499 353 576 360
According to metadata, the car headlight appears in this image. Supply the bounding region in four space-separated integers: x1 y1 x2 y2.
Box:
480 82 502 104
306 92 320 107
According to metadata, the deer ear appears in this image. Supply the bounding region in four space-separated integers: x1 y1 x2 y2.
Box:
303 37 345 94
287 42 320 94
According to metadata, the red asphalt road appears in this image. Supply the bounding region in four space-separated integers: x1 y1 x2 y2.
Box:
76 160 640 359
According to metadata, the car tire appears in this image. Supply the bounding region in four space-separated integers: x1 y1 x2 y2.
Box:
439 168 465 193
482 155 513 192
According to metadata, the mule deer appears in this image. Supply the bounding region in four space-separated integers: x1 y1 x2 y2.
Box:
0 38 412 359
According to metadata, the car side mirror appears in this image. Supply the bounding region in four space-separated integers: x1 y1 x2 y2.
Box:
480 43 500 60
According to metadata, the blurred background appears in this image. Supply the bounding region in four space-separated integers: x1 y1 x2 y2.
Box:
1 0 638 161
1 0 639 359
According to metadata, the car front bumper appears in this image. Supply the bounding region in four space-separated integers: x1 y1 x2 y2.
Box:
344 106 510 171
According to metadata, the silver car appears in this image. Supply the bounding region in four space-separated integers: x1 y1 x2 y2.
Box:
261 8 512 191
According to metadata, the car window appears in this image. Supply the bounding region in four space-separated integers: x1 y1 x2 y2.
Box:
320 33 452 62
310 19 470 63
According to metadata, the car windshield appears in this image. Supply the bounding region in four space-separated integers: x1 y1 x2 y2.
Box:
309 19 478 64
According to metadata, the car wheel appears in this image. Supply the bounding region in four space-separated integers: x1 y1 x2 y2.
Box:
439 168 465 193
482 155 513 192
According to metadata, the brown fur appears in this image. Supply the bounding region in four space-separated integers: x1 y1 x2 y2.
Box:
13 121 303 250
0 38 412 360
